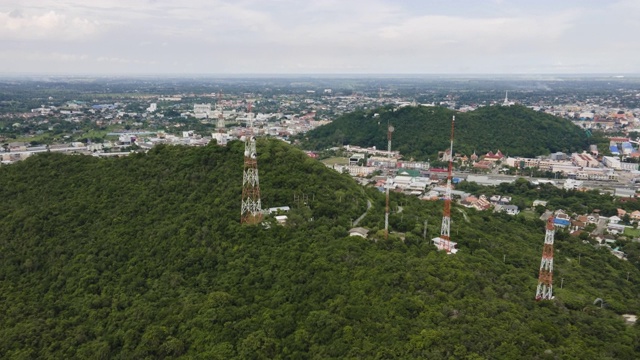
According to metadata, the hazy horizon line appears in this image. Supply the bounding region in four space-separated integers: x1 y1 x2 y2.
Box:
1 72 640 79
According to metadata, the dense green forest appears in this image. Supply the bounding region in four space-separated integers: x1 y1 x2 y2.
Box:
1 140 640 359
299 105 590 160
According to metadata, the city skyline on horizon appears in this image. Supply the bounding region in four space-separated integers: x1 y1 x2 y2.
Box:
1 0 639 75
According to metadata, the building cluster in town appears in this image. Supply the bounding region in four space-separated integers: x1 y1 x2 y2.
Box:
538 208 634 260
1 88 419 163
2 81 640 165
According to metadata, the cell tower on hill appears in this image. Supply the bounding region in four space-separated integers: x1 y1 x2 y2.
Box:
385 123 394 239
241 102 263 225
433 115 458 254
535 217 556 300
215 92 227 145
502 91 513 106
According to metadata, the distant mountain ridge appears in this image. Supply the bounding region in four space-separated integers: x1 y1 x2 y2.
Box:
300 105 590 160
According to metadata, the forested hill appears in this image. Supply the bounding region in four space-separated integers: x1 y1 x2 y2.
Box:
2 140 640 359
300 105 590 159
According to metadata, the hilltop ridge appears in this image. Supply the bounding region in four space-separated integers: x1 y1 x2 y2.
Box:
0 140 639 359
300 105 590 160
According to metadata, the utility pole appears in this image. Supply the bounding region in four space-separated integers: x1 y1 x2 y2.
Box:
423 219 427 241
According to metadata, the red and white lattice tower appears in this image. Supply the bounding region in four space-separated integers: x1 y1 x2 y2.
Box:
384 123 394 239
535 217 556 300
241 102 263 225
434 116 456 253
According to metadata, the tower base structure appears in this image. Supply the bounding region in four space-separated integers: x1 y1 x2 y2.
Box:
432 236 458 254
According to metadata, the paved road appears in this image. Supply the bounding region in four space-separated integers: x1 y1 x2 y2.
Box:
457 208 470 223
452 172 637 192
353 199 372 227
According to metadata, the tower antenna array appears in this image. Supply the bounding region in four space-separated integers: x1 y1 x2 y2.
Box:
385 123 394 239
241 102 263 224
434 115 456 253
215 91 227 145
535 217 556 300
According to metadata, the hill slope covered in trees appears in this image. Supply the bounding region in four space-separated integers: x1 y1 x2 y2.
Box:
1 140 639 359
300 105 590 159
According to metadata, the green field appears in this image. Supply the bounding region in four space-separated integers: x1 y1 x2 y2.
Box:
321 156 349 166
519 209 540 220
624 226 640 238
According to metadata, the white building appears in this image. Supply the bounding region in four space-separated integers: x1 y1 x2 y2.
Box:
494 204 520 215
118 134 134 144
574 168 618 181
147 103 157 113
194 104 212 119
603 156 621 170
564 178 584 190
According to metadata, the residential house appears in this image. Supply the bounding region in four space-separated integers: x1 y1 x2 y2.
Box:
608 223 626 234
571 219 587 232
460 195 478 208
533 200 548 207
473 195 492 211
495 204 520 215
609 215 622 224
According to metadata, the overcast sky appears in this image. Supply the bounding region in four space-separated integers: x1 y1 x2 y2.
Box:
1 0 639 75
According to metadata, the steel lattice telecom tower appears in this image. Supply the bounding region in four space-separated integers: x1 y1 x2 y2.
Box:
241 102 263 225
536 217 556 300
435 115 455 253
215 92 227 145
384 123 394 239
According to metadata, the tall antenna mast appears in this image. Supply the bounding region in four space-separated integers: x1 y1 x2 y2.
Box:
437 115 455 253
385 123 394 240
536 217 556 300
241 102 263 224
216 91 226 145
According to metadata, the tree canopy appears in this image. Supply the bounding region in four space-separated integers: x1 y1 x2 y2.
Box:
299 105 590 160
1 140 639 359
